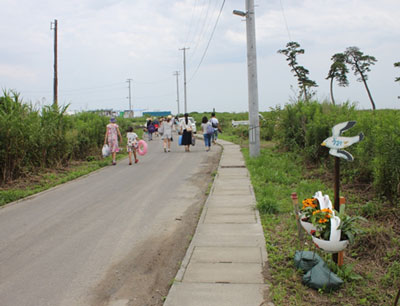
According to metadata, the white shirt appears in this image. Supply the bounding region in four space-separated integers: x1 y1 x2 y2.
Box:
127 132 138 146
210 117 219 129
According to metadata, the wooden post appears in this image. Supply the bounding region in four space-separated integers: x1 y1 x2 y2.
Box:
53 19 58 106
291 192 304 244
337 196 346 267
332 157 341 264
334 157 340 211
394 286 400 306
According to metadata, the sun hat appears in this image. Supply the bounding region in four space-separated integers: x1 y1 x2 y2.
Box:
167 115 172 119
110 117 116 123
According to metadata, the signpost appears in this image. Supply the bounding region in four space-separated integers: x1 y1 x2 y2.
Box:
321 121 364 210
321 121 364 263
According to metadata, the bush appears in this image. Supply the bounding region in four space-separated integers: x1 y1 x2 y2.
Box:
0 91 40 181
271 100 400 203
0 90 144 185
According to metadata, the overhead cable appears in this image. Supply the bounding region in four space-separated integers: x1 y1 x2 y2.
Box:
188 0 226 83
279 0 292 41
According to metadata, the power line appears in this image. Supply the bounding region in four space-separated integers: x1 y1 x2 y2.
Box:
188 0 226 83
189 0 221 65
60 86 126 96
19 82 125 95
186 0 207 47
134 91 175 100
184 0 199 46
188 0 213 63
279 0 292 41
60 82 125 93
134 77 171 85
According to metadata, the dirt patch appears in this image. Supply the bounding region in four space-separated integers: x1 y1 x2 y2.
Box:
90 148 222 306
91 215 195 306
0 161 84 190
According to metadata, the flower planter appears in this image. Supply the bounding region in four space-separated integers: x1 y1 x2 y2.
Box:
311 216 349 253
313 191 334 213
312 236 349 253
299 215 317 234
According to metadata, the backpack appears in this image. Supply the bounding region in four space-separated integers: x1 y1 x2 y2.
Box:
206 123 214 134
211 118 218 128
148 124 155 133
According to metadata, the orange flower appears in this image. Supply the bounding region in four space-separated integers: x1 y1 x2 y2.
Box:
313 209 321 215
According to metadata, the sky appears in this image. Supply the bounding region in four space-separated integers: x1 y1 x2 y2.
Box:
1 0 400 114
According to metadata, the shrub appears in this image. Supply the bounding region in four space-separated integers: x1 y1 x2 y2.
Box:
0 90 143 185
272 99 400 203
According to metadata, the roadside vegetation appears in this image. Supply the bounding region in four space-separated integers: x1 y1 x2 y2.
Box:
194 103 399 305
0 90 145 205
1 89 399 304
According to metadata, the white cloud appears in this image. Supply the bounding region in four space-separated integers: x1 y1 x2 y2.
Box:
0 0 399 111
0 64 37 80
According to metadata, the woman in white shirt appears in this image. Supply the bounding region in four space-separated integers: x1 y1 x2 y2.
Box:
180 113 193 152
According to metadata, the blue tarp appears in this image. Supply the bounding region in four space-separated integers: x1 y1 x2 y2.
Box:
143 111 171 117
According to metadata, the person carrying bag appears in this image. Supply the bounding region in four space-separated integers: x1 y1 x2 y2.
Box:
180 113 193 152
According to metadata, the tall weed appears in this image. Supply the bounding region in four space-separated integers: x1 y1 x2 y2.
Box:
0 90 143 185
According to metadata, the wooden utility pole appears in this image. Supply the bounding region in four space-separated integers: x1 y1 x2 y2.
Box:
51 19 58 106
179 47 189 114
173 71 180 114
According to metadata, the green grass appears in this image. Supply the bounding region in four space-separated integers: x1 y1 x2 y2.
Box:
243 145 399 305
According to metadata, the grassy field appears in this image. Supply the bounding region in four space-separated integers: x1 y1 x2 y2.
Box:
216 124 399 305
244 145 399 305
1 108 399 305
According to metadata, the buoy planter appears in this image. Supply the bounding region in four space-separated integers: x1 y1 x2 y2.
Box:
312 236 349 253
311 216 349 253
299 214 317 235
300 219 317 235
313 191 333 211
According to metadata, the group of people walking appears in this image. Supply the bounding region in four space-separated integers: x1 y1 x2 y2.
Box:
174 112 220 153
103 112 221 165
200 112 220 152
104 117 139 166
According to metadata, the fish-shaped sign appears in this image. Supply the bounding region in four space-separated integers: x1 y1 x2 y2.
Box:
321 121 364 161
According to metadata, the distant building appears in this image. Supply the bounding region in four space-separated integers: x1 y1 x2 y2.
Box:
143 111 171 117
89 109 114 117
123 110 134 118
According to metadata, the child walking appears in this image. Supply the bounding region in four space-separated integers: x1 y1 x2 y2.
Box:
104 117 123 165
126 126 139 165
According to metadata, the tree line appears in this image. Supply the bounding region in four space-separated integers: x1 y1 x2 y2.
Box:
278 42 400 109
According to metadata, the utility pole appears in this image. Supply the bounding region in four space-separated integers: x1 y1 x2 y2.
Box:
173 71 180 114
51 19 58 106
126 78 132 117
179 47 189 114
233 0 260 157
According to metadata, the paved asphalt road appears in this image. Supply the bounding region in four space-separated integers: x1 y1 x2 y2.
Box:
0 135 220 306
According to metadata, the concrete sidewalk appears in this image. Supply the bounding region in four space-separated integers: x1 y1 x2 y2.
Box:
164 140 272 306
